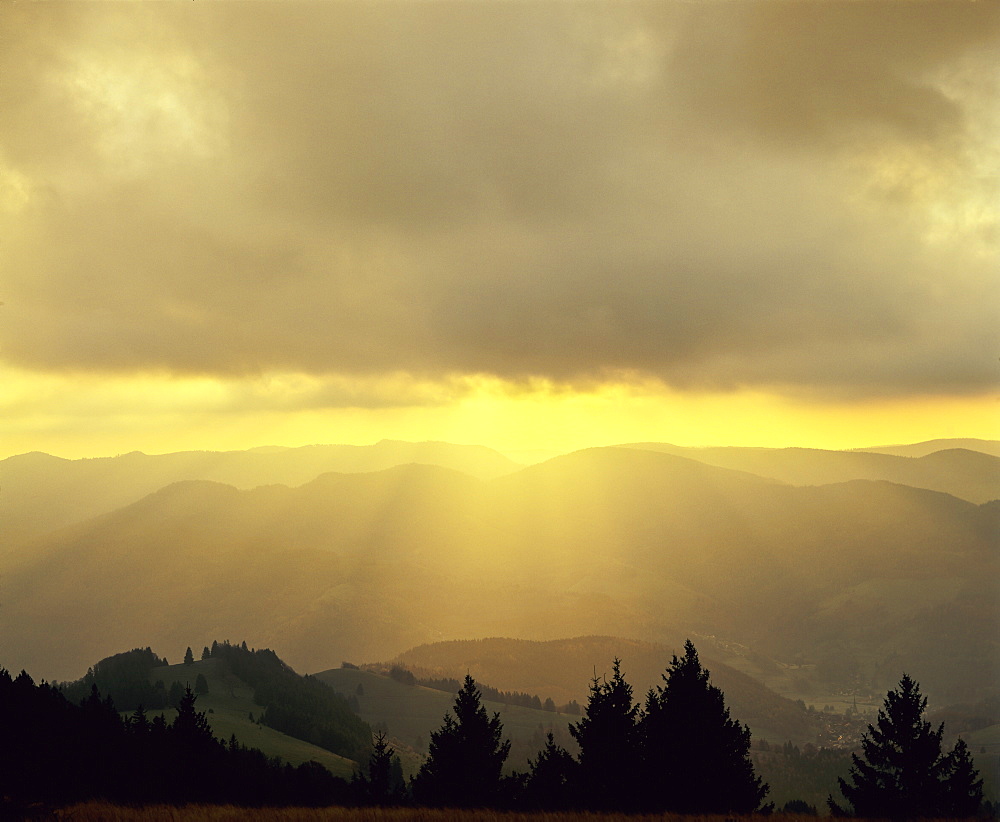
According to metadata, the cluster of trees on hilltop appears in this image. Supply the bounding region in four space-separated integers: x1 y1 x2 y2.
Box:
58 647 169 711
0 670 349 813
59 647 211 713
55 641 373 765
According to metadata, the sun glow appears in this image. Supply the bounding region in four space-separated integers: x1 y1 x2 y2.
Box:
1 365 995 461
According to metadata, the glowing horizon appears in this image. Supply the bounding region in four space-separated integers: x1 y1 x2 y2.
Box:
2 365 995 463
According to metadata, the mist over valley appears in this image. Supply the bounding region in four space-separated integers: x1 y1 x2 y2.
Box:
2 439 995 717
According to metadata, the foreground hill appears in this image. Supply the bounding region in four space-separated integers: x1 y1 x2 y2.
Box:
620 442 1000 503
1 448 995 706
58 645 364 778
144 657 358 779
385 636 843 748
0 440 520 551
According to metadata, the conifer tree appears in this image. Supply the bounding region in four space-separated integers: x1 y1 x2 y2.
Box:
939 738 984 818
183 647 195 665
524 731 578 810
411 675 511 808
831 675 982 818
171 686 216 749
569 658 640 811
354 730 405 805
128 704 150 736
641 640 768 813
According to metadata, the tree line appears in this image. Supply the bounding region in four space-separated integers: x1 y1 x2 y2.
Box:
2 639 985 818
0 670 349 815
402 639 770 813
366 641 984 818
381 665 580 713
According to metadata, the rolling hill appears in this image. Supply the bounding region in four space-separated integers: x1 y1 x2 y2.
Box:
146 657 358 779
58 650 360 779
0 440 521 553
384 636 839 747
314 666 577 777
1 446 994 709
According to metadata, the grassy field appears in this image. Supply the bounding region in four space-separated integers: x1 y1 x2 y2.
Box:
316 668 577 775
50 805 861 822
149 658 357 779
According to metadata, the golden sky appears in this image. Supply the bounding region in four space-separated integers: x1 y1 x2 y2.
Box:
1 1 997 460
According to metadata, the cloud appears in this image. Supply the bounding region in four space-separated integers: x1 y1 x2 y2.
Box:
0 1 996 400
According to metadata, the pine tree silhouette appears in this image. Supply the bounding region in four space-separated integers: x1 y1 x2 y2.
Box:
831 674 982 818
524 731 578 810
411 675 511 807
641 639 769 813
128 704 150 735
939 738 984 817
569 658 640 811
354 730 405 805
171 686 215 747
168 685 222 801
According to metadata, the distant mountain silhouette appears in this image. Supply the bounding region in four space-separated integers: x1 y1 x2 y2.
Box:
619 443 999 503
1 446 993 710
857 439 1000 459
0 440 521 549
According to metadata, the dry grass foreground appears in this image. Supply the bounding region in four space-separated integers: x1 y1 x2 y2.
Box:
49 807 990 822
51 806 831 822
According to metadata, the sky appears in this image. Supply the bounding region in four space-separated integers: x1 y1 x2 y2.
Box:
1 1 997 461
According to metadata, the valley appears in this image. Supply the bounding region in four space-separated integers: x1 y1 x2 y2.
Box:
1 440 995 712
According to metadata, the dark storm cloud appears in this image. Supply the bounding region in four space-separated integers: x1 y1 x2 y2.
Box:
0 1 996 398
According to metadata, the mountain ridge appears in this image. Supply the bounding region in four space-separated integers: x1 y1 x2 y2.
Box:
1 446 993 708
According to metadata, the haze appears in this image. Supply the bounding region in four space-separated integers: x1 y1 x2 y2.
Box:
1 1 997 460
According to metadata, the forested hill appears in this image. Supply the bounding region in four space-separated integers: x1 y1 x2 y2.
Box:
58 643 371 768
0 666 352 812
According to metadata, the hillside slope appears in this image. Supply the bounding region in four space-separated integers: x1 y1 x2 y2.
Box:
386 636 843 747
314 666 577 777
60 651 358 778
0 440 520 551
1 448 994 706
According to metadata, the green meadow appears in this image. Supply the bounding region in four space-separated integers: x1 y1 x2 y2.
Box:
148 657 356 779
